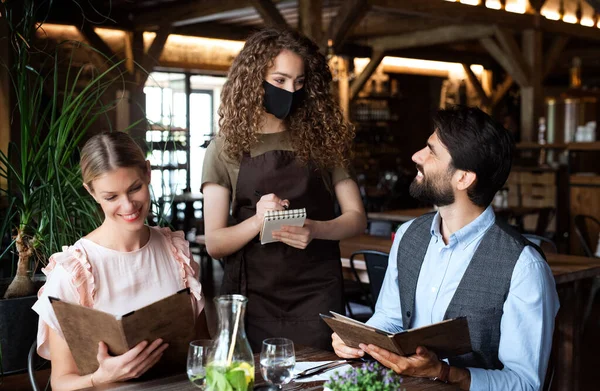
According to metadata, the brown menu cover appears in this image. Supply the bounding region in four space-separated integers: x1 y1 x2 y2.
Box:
50 288 195 376
321 311 471 359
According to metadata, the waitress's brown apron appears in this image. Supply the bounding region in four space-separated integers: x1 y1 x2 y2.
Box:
221 150 344 352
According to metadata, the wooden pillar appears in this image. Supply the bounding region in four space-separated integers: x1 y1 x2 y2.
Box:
0 15 11 178
521 29 543 142
128 31 148 149
337 57 350 121
299 0 322 44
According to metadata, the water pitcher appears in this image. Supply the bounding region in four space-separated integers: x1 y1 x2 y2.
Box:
206 294 254 391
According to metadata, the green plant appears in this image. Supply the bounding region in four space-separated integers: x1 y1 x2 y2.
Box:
0 0 133 298
324 362 405 391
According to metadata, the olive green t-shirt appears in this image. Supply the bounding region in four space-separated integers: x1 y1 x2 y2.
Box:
201 131 352 210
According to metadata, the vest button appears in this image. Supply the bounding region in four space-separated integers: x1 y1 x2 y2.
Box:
406 311 411 317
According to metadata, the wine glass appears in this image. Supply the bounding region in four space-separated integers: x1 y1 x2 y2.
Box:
187 339 214 389
260 338 296 389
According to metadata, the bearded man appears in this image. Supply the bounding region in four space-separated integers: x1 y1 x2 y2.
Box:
333 106 559 391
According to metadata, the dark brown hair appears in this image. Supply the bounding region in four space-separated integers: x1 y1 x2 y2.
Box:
218 27 354 169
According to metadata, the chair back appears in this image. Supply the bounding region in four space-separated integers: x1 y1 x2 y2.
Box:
523 233 558 255
28 340 50 391
349 250 389 309
574 214 600 258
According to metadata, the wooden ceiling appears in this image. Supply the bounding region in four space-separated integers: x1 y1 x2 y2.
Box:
43 0 600 69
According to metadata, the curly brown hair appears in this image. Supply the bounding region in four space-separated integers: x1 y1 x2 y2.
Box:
217 27 354 170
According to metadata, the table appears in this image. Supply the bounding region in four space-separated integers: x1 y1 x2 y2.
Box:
339 234 600 391
84 345 458 390
367 207 435 223
367 207 548 232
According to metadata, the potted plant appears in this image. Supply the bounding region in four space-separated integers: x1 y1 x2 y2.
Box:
324 362 406 391
0 0 126 373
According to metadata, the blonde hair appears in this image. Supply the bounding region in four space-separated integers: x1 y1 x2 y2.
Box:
80 132 147 190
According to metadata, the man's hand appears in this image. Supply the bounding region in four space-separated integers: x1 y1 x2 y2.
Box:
359 344 441 378
331 333 365 359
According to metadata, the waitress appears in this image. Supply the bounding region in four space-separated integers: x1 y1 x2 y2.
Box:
201 28 367 351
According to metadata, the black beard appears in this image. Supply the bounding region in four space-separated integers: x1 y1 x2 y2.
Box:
409 176 455 207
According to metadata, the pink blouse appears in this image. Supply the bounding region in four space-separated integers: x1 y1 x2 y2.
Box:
32 226 204 359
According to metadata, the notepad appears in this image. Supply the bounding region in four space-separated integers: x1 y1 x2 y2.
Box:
260 208 307 244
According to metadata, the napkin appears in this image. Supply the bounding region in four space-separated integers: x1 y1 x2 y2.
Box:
292 361 352 383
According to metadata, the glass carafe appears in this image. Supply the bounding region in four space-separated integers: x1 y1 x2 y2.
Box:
206 294 254 391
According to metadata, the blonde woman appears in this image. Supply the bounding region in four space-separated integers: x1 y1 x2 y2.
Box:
202 28 367 351
32 132 208 390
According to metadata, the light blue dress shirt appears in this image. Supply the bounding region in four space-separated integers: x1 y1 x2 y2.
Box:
366 206 560 391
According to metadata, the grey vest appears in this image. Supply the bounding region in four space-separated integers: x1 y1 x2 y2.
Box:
397 213 537 369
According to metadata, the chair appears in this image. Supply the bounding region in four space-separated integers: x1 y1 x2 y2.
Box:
573 214 600 258
523 233 558 254
28 340 51 391
574 215 600 331
348 250 390 311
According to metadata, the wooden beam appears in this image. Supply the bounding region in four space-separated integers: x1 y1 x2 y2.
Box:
363 24 495 51
480 37 529 88
494 28 531 86
350 49 385 100
135 0 250 29
544 36 569 78
140 27 173 86
387 47 496 69
521 29 543 142
250 0 288 28
299 0 322 44
79 23 118 60
351 16 446 39
326 0 370 52
79 23 130 79
490 75 514 107
174 22 256 41
368 0 600 41
462 64 491 107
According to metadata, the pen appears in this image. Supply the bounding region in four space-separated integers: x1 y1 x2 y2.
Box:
254 190 289 209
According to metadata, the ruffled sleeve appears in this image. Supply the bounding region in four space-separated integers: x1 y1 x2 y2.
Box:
156 227 205 319
31 244 95 359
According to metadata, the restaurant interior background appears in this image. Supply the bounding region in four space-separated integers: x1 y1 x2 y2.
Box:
1 0 600 390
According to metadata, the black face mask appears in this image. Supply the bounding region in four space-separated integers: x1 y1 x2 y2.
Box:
263 80 305 120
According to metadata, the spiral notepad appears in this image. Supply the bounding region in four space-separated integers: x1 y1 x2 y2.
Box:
260 208 307 244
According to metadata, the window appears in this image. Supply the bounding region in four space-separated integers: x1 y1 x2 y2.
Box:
144 71 226 227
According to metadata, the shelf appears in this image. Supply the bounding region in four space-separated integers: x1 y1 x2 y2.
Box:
353 120 397 125
566 142 600 151
516 142 600 151
516 142 567 150
512 165 559 173
148 141 186 151
570 174 600 186
151 164 187 171
354 95 402 101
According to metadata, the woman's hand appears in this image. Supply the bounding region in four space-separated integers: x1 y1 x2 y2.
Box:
272 219 317 249
92 339 169 384
254 193 290 231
